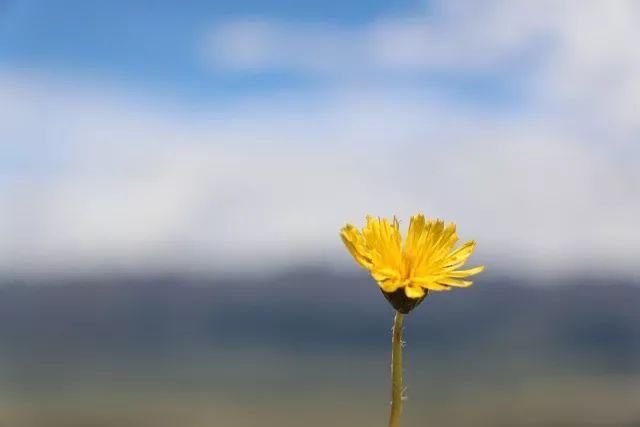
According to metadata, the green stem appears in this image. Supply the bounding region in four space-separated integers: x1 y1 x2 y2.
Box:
388 311 404 427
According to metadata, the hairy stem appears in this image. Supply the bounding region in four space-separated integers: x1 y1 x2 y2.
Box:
388 311 404 427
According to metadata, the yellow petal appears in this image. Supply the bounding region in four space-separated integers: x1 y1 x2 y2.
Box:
378 279 402 293
339 214 483 300
442 241 476 269
448 265 485 278
371 268 401 283
438 278 473 287
447 240 475 259
363 215 402 273
340 225 372 269
404 213 426 254
404 285 426 298
420 281 451 291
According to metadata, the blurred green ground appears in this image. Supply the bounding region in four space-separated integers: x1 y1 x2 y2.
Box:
2 348 639 427
4 383 640 427
1 272 639 426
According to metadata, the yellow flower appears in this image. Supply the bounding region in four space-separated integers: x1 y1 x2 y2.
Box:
340 213 484 313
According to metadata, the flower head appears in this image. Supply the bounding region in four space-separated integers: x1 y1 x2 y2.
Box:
340 213 484 313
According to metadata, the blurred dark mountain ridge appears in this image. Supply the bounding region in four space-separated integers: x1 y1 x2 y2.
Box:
1 269 639 373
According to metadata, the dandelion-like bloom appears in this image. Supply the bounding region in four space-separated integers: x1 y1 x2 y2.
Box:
340 213 484 313
341 213 484 427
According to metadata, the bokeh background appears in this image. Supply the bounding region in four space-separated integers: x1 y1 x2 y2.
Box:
1 1 639 426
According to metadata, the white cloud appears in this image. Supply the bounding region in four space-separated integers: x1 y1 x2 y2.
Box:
203 0 640 136
202 2 549 74
202 19 370 77
1 68 639 279
2 0 640 279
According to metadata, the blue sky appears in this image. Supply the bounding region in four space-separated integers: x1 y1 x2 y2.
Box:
0 0 524 105
1 0 639 279
0 1 407 97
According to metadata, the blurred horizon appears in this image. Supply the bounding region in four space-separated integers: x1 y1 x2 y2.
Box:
1 262 638 288
1 269 639 426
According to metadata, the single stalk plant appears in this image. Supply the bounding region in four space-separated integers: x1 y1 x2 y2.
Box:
340 213 484 427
